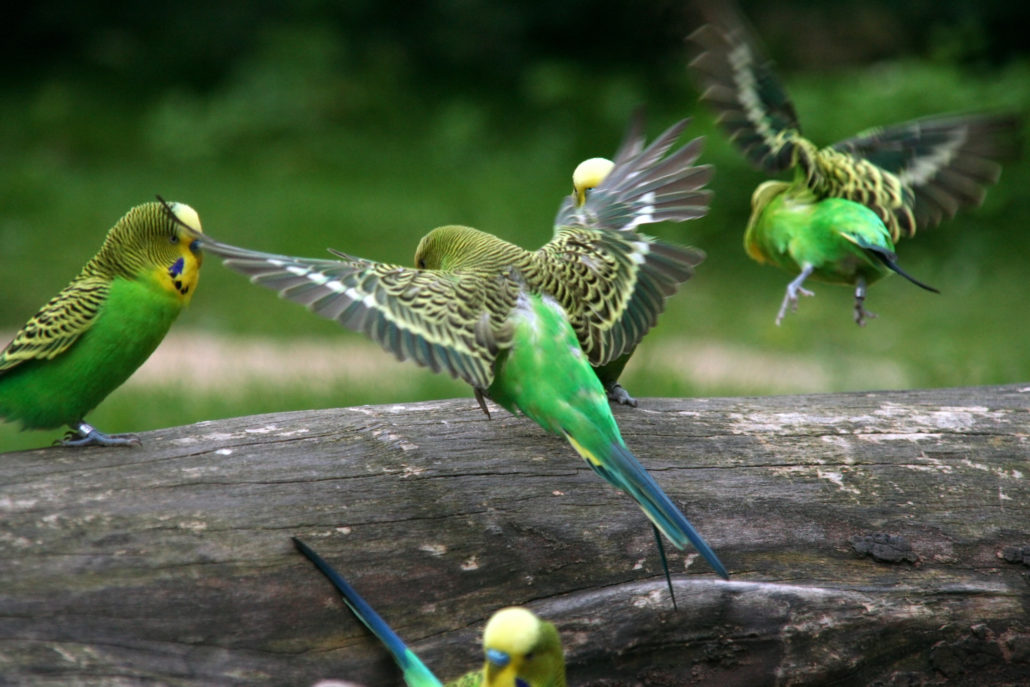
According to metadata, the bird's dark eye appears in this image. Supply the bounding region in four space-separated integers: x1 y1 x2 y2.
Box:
417 259 426 269
170 235 180 245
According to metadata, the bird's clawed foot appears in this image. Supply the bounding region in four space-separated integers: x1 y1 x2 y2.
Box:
853 280 877 327
473 389 492 419
606 382 638 408
775 266 815 326
60 422 141 447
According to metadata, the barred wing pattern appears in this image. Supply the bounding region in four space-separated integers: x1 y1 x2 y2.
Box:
0 278 109 374
533 230 703 368
830 114 1015 240
200 237 518 391
688 20 801 173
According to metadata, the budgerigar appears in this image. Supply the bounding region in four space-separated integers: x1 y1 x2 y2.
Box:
293 537 566 687
0 199 203 446
689 6 1016 325
184 115 728 591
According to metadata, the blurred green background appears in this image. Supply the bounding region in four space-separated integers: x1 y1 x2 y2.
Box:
2 1 1028 451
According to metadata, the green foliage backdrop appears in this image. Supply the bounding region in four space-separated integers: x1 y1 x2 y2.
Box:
2 1 1028 450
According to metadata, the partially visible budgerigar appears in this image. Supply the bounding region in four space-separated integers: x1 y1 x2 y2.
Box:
0 199 204 446
293 537 567 687
183 115 728 591
689 5 1016 325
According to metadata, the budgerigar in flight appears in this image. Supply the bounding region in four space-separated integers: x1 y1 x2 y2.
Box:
689 5 1016 325
293 537 566 686
185 114 728 589
0 199 204 446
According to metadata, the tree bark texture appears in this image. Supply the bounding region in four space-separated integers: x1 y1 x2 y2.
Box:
1 384 1028 686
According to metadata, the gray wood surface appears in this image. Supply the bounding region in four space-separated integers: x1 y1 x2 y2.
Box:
1 384 1028 686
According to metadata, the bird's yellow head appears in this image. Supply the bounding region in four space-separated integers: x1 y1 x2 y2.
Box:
482 607 565 687
99 200 205 305
572 157 615 207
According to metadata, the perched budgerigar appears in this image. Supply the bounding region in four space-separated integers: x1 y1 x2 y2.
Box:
184 115 728 590
0 199 203 446
689 6 1016 325
293 537 566 687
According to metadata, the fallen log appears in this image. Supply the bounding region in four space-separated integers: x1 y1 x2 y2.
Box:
1 384 1028 686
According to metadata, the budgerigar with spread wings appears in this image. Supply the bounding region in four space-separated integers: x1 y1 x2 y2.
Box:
689 4 1016 325
189 114 728 592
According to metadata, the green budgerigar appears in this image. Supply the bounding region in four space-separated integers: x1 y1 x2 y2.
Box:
293 537 566 687
689 6 1016 325
0 199 204 446
185 115 728 588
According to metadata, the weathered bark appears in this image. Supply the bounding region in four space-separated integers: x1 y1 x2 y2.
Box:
1 384 1028 686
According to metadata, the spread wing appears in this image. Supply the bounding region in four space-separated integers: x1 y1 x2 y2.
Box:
828 114 1018 240
688 14 802 173
554 112 714 234
0 278 109 374
533 229 703 368
199 236 518 390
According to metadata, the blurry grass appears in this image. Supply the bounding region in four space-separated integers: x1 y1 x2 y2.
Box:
2 53 1029 452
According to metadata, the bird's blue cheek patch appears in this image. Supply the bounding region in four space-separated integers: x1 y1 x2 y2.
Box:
189 239 200 253
516 680 529 687
169 257 185 278
167 257 191 295
487 648 511 668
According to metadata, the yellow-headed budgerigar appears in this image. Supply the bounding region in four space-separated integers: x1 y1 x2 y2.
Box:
293 537 566 686
182 114 728 591
689 5 1016 325
0 199 203 446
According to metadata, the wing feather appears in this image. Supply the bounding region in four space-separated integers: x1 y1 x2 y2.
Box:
554 114 713 233
0 277 109 374
534 230 704 366
688 13 802 173
200 237 514 390
829 114 1017 239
